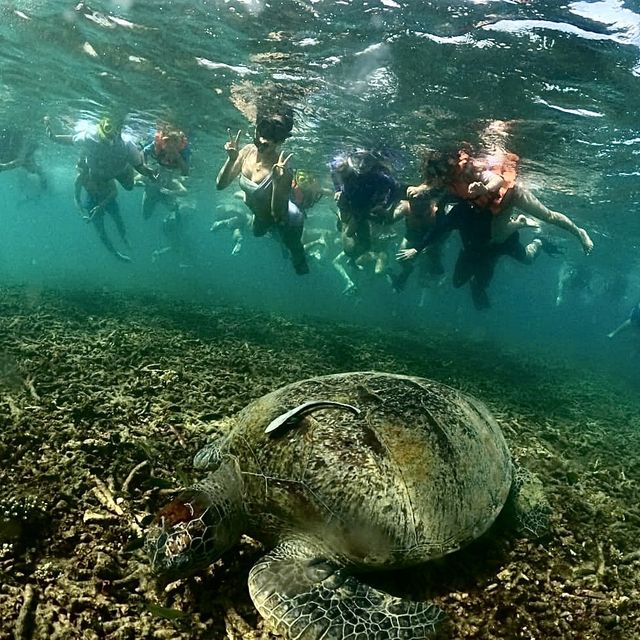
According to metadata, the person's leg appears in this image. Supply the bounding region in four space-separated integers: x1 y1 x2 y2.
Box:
106 200 130 249
374 249 388 276
252 214 271 237
92 211 130 262
22 151 48 190
280 205 308 275
231 227 244 255
452 248 476 288
469 252 497 311
340 213 358 258
418 241 446 288
332 251 357 295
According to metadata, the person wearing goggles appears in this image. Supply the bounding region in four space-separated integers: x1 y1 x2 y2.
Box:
216 111 309 276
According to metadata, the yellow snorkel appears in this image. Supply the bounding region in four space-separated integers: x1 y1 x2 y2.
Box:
96 115 123 142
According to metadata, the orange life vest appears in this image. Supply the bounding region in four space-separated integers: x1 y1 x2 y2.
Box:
448 149 519 215
154 130 188 168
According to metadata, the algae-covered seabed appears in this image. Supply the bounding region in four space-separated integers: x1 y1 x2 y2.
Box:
1 287 639 640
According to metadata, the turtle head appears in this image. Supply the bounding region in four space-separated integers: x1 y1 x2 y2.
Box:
146 461 244 580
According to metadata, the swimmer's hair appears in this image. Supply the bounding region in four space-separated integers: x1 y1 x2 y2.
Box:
255 109 294 142
418 149 450 181
418 143 476 181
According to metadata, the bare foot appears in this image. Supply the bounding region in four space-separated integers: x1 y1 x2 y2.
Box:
579 228 594 255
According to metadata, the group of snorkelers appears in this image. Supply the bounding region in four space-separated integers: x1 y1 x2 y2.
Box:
1 105 635 333
43 114 189 263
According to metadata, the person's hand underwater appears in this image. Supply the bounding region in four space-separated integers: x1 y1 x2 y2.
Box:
396 248 418 261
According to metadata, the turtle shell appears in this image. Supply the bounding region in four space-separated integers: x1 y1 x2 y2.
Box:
215 371 513 568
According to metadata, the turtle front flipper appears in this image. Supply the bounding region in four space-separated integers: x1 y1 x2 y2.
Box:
506 466 551 538
248 540 444 640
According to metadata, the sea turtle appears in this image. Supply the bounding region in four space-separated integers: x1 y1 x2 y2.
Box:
146 371 549 639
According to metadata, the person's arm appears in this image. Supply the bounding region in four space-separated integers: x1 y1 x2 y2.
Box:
217 129 245 190
0 136 32 171
134 162 158 180
468 169 504 198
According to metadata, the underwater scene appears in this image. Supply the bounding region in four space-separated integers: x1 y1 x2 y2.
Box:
1 1 640 638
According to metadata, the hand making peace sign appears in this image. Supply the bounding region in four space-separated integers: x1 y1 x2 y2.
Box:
272 150 293 184
224 128 242 161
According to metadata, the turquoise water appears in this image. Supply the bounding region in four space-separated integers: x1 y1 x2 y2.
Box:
1 0 639 381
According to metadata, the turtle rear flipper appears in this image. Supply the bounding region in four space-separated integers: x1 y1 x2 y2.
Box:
249 541 445 640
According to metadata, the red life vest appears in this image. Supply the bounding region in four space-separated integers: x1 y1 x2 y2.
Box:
154 130 188 169
448 149 519 215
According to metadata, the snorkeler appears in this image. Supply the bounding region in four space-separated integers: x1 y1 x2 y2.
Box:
0 126 47 189
216 111 309 275
331 149 405 261
141 126 190 220
44 114 157 190
397 197 561 310
607 301 640 339
407 146 594 255
386 191 448 293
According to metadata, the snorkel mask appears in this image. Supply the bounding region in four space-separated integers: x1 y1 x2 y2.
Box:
97 116 122 143
253 114 293 151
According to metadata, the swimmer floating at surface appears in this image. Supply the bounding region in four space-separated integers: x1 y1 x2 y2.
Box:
141 126 190 221
45 114 157 190
405 145 594 255
216 112 309 275
331 149 405 262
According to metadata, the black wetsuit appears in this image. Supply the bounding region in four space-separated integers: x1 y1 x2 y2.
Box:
417 201 533 310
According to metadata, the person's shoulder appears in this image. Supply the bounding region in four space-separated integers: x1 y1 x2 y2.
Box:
236 143 256 165
239 143 255 156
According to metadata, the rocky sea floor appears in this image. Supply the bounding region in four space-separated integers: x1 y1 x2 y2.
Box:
1 286 639 640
